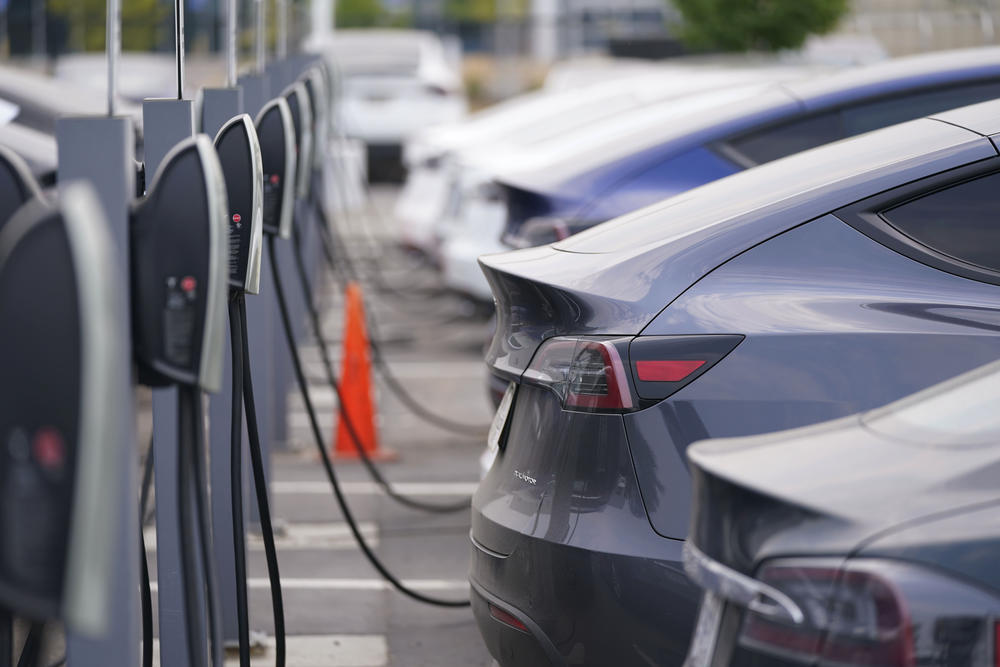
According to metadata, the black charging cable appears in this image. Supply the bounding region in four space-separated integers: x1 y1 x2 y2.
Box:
306 213 490 438
237 297 286 667
139 524 153 667
228 295 252 667
139 447 154 667
16 622 43 667
268 236 470 608
289 223 471 514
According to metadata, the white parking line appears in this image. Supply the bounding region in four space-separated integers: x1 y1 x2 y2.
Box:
149 578 469 592
152 635 388 666
143 522 379 551
271 481 479 496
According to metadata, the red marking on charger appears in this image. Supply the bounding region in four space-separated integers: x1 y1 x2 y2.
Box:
181 276 197 292
33 428 66 470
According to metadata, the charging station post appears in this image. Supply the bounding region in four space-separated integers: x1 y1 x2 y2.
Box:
240 0 278 527
53 1 140 664
143 1 212 663
202 0 252 648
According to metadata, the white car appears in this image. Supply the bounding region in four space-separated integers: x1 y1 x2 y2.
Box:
433 68 823 301
329 29 466 181
398 69 699 254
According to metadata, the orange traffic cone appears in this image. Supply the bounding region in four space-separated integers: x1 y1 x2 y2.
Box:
333 282 394 461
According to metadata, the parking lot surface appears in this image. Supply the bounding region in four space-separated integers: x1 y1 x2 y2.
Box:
148 186 497 666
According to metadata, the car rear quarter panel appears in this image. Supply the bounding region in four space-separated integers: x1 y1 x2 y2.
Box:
471 384 700 665
634 215 1000 539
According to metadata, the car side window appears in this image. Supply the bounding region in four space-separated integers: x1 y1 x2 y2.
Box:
880 172 1000 273
842 81 1000 136
725 81 1000 167
725 113 842 166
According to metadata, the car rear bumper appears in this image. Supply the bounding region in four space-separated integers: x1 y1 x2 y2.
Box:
469 511 701 667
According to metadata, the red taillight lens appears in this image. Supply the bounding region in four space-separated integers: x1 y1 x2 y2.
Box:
743 564 912 667
628 335 743 401
635 359 705 382
489 603 528 633
523 337 634 413
738 559 1000 667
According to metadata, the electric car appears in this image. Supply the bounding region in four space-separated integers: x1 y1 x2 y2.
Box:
0 63 143 134
684 359 1000 667
446 48 1000 304
329 29 466 181
400 64 815 262
489 47 1000 251
471 98 1000 666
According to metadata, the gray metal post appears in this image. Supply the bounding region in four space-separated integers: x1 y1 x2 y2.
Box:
57 0 139 664
238 0 276 522
202 0 247 640
268 0 301 451
145 98 199 667
148 2 206 662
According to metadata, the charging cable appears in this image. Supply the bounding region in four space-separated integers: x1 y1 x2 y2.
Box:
289 224 471 513
304 218 491 438
268 236 470 608
237 296 287 667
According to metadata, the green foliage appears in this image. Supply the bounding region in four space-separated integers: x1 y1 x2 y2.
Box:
443 0 496 23
335 0 413 28
673 0 849 52
441 0 528 23
47 0 168 51
336 0 381 27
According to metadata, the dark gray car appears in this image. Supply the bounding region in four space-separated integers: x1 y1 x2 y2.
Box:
472 98 1000 666
684 358 1000 667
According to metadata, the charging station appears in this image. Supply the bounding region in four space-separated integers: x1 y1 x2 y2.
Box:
1 1 487 664
0 147 42 230
0 184 126 667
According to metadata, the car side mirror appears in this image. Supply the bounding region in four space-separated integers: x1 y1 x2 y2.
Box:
255 97 297 239
214 114 264 295
131 135 229 392
0 183 124 637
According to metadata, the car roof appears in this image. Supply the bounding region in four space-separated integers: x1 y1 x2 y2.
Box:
932 97 1000 136
480 105 997 340
0 122 57 175
551 110 995 258
452 70 815 171
485 83 798 189
0 64 143 132
782 46 1000 108
495 48 1000 194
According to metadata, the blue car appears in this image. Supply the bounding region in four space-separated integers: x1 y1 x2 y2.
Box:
494 47 1000 248
472 98 1000 666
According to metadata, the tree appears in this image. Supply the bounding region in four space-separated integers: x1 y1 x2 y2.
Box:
336 0 380 27
47 0 168 52
672 0 849 52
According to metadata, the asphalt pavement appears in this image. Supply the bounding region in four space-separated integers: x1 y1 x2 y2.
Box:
148 185 498 666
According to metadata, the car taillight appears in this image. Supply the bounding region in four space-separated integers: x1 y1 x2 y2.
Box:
523 337 634 413
739 558 1000 667
628 335 744 402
